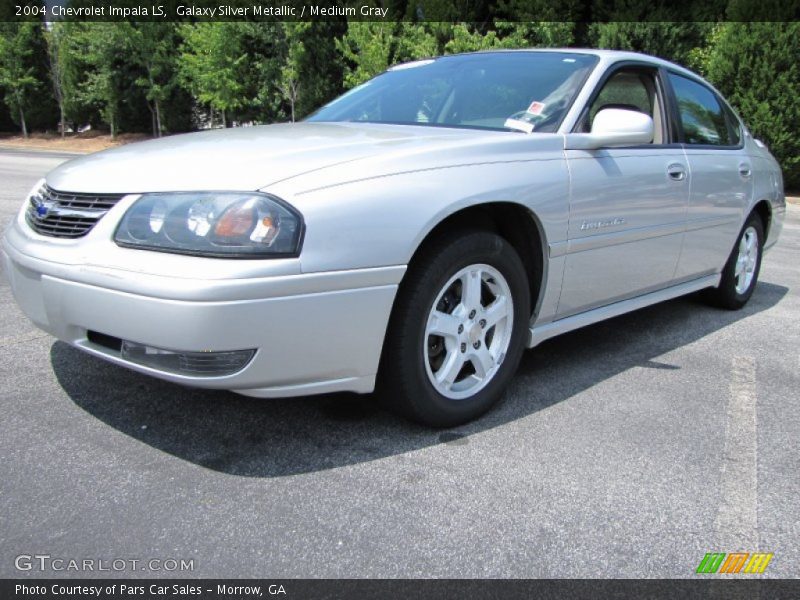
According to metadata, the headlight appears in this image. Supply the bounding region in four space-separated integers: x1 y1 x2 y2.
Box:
114 192 303 258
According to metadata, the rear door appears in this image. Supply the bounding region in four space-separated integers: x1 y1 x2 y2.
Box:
557 64 690 317
666 72 753 280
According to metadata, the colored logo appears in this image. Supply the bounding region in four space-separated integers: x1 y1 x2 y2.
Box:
696 552 773 574
32 197 56 218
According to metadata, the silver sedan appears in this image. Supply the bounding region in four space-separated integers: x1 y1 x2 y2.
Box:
2 49 786 426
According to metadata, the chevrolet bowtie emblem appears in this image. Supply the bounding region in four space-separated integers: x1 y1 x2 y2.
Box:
32 197 56 218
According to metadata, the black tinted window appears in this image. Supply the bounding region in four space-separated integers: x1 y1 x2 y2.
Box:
669 73 732 146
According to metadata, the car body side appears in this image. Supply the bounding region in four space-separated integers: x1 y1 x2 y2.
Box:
1 50 786 399
267 51 785 350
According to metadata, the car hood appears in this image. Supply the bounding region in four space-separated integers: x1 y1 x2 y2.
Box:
45 122 528 195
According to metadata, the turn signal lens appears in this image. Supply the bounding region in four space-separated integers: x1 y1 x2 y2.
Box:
214 199 256 238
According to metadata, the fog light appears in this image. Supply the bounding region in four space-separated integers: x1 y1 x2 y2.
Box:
120 340 255 376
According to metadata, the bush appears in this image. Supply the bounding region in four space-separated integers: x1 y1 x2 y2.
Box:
704 22 800 190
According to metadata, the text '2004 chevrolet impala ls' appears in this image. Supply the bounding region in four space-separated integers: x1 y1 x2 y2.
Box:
2 50 786 426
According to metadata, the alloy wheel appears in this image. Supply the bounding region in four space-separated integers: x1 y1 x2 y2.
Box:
423 264 514 400
734 226 759 295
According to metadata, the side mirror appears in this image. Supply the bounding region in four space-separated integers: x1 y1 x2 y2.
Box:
565 108 654 150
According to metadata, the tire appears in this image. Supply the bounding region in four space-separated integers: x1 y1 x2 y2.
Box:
378 229 531 427
704 213 764 310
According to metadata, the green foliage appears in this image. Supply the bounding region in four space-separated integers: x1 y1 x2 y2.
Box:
234 22 286 124
407 0 493 22
393 23 440 62
43 23 67 136
725 0 798 21
85 23 130 137
494 0 587 22
588 22 715 66
341 20 575 87
289 21 346 119
277 23 307 122
337 22 396 87
129 23 180 136
494 22 575 48
444 23 502 54
686 24 724 76
276 21 344 121
705 22 800 189
59 22 133 138
0 23 44 136
178 23 250 126
57 22 100 129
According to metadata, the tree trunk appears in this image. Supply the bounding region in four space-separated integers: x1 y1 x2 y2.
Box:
292 82 299 123
47 31 66 139
19 106 28 139
110 114 116 140
209 106 215 129
222 109 227 128
155 99 162 137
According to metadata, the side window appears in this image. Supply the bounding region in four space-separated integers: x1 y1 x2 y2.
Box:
723 104 742 146
590 72 652 121
580 69 663 143
668 73 733 146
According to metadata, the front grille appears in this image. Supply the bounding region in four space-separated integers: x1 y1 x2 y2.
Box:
26 185 125 239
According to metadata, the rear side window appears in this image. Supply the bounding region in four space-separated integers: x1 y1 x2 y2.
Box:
668 73 734 146
723 104 742 146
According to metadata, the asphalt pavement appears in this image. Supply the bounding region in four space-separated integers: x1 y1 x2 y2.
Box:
1 148 798 578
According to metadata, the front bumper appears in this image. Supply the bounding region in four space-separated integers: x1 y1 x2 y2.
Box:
2 228 403 398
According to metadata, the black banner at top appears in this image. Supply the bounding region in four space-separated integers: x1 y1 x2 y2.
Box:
1 0 799 22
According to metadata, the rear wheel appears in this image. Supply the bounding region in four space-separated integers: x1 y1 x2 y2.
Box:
378 230 530 427
704 213 764 310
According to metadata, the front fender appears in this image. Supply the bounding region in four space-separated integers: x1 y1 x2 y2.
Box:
270 160 570 275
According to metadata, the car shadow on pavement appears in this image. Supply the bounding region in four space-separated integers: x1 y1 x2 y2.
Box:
51 281 788 478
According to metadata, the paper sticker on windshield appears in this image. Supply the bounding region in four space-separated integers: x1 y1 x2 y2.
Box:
504 118 534 133
527 101 546 116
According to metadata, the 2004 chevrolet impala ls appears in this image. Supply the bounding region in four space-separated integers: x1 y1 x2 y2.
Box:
2 50 786 426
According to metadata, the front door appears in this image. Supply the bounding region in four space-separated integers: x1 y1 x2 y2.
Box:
557 66 689 317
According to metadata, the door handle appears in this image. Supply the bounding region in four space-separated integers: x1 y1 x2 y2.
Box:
739 163 752 178
667 163 686 181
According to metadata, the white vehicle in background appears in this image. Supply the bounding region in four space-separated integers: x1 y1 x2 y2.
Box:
2 50 785 426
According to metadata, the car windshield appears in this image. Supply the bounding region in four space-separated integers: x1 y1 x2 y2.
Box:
307 51 598 133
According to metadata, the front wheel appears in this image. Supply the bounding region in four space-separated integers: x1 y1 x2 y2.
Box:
378 230 530 427
704 213 764 310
